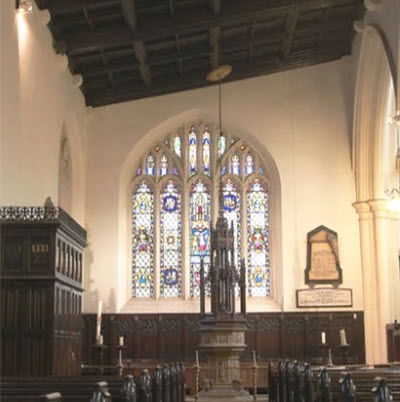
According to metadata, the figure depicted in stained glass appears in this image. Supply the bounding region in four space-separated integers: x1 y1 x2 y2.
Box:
245 154 254 175
222 179 241 270
132 181 154 297
160 154 168 176
231 154 240 175
160 180 182 297
218 134 226 157
188 127 197 175
146 155 155 176
190 180 211 296
247 179 270 296
203 129 211 175
174 135 181 157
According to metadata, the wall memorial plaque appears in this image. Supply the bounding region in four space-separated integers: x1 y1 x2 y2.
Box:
296 288 352 308
304 225 342 287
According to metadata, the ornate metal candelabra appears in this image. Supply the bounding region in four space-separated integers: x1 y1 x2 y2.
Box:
193 351 201 401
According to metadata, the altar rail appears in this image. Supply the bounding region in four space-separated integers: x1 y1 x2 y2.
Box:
82 312 365 366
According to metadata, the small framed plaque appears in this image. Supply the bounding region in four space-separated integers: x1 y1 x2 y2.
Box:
296 288 352 308
304 225 343 287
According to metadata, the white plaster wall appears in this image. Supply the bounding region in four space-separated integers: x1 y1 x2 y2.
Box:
0 1 87 224
86 59 363 314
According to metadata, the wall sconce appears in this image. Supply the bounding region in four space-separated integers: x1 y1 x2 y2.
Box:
16 0 33 14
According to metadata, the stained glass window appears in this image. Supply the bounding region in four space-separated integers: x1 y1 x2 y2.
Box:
174 135 181 157
218 135 226 157
160 180 182 297
246 179 270 296
146 155 155 175
160 154 168 176
202 129 211 175
231 154 240 175
245 154 254 175
189 179 211 297
132 181 154 297
132 123 271 301
222 179 241 268
188 127 197 175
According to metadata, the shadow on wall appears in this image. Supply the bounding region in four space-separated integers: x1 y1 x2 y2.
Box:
83 224 117 313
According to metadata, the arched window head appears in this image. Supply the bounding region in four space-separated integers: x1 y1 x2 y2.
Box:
131 123 271 299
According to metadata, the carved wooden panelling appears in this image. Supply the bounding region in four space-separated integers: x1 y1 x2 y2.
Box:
3 236 23 271
1 206 87 377
81 312 365 366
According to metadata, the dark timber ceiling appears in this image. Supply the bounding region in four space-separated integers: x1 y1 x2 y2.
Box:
35 0 365 107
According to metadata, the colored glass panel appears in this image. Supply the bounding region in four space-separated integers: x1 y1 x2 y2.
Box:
160 154 168 176
245 154 254 175
218 135 226 157
146 155 155 176
202 129 211 175
132 181 154 297
246 179 270 296
174 135 182 157
231 154 240 175
222 179 241 267
160 180 182 297
189 179 211 297
188 127 197 175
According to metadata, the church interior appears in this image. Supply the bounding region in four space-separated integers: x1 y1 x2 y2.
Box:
1 0 400 400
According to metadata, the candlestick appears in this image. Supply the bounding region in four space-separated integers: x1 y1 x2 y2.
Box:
340 329 347 345
321 331 326 345
96 301 103 341
119 336 124 346
252 350 259 401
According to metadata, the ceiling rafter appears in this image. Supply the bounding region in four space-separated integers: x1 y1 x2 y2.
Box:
281 6 299 60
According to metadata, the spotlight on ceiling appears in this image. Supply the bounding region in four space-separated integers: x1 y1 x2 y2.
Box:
17 0 33 14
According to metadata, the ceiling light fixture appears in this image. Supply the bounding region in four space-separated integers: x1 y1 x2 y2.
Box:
17 0 33 14
206 65 232 136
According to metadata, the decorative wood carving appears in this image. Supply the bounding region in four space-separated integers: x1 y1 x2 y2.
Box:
0 206 87 376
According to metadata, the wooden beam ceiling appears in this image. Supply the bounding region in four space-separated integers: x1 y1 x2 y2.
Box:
36 0 365 107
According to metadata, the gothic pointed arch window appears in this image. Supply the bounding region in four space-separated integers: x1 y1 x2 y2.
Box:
131 123 271 299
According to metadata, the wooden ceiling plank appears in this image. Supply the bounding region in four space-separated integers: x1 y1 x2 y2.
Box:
169 0 175 16
121 0 136 30
57 0 364 52
281 7 299 60
209 27 220 68
133 41 152 87
209 0 222 16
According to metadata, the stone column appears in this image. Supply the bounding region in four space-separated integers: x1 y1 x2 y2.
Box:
353 201 380 364
354 200 400 363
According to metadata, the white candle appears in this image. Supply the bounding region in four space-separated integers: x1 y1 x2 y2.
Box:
321 332 326 344
340 329 347 345
253 350 257 364
196 350 199 364
96 301 103 340
119 336 124 346
98 335 103 345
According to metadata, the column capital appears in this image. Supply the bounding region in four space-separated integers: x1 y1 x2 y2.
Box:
352 201 371 215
